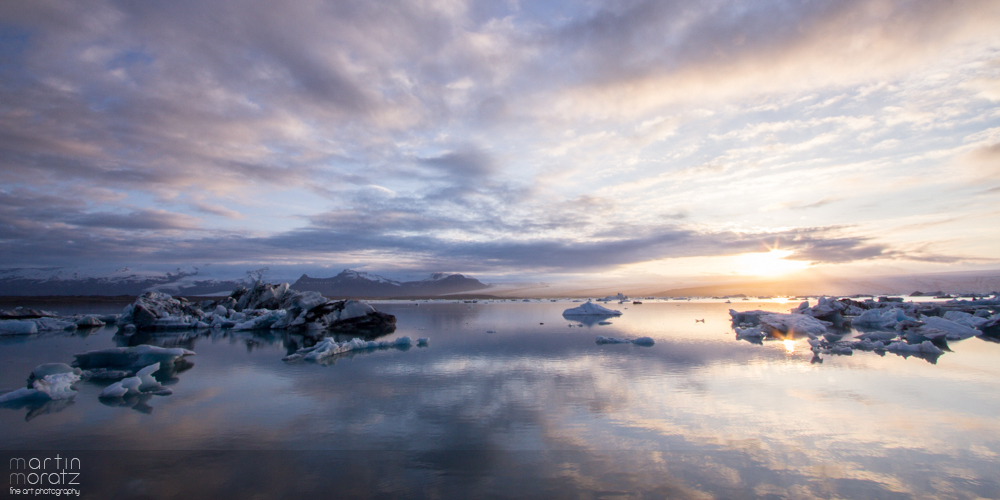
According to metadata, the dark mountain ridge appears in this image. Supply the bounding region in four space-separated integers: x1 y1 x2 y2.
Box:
292 269 489 298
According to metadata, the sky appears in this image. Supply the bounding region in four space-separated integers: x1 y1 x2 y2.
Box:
1 0 999 284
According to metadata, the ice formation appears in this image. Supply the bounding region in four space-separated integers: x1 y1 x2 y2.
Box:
730 292 999 363
0 371 80 404
563 301 622 316
99 363 170 398
0 316 79 335
729 309 830 337
72 345 195 375
116 284 395 335
595 336 654 346
283 336 420 362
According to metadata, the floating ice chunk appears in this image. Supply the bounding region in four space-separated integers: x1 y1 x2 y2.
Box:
231 310 287 330
852 339 889 351
75 316 105 327
563 301 622 316
942 311 989 329
738 312 831 337
417 338 429 347
855 331 898 342
916 316 981 341
28 363 82 387
0 320 38 335
99 363 169 398
284 336 415 362
854 308 916 329
73 345 195 373
0 372 80 403
595 336 654 346
735 326 765 339
886 340 944 355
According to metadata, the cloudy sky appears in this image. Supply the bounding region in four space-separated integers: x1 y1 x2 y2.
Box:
1 0 998 282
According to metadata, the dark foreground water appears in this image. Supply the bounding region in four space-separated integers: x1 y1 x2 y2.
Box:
2 300 999 499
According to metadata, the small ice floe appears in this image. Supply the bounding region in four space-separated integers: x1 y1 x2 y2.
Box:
0 370 81 405
99 363 171 398
595 336 654 346
27 363 83 386
283 336 420 363
886 340 944 356
940 311 990 330
735 326 765 339
486 330 497 333
0 316 80 335
914 316 982 341
597 293 628 302
75 316 106 328
72 345 195 377
563 301 622 316
417 338 429 347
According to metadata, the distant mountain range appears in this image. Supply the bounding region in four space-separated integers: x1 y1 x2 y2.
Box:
292 270 490 298
0 267 490 298
0 267 241 296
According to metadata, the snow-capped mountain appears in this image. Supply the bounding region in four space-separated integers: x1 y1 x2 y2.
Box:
292 269 489 297
0 266 244 296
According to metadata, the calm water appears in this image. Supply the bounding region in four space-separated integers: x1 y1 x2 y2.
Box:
2 300 999 499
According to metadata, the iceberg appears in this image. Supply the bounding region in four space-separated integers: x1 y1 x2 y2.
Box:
99 363 170 398
886 340 945 356
0 317 78 335
595 336 654 346
915 316 981 341
735 326 765 339
72 345 195 375
730 309 831 337
563 301 622 316
0 371 80 404
942 310 989 329
283 336 417 363
113 283 399 335
0 320 38 335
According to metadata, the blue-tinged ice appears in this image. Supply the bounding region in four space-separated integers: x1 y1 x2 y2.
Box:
283 336 416 362
99 362 170 398
0 372 80 404
595 336 654 346
563 301 622 316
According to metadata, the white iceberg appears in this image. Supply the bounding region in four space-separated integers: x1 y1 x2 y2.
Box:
99 363 169 398
916 316 981 341
563 301 622 316
729 310 830 337
283 336 416 362
942 310 989 329
0 371 80 404
886 340 944 355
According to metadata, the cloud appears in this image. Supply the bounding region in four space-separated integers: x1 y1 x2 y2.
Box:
0 0 997 278
71 209 201 231
418 146 497 179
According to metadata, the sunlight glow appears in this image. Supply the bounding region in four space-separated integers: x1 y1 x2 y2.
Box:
736 249 810 277
783 339 796 354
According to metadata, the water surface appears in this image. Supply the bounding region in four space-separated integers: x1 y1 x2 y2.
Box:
2 300 999 499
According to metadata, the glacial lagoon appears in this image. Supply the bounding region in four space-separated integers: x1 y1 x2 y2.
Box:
2 299 999 499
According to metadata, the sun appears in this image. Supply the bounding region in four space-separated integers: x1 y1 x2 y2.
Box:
736 248 810 277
